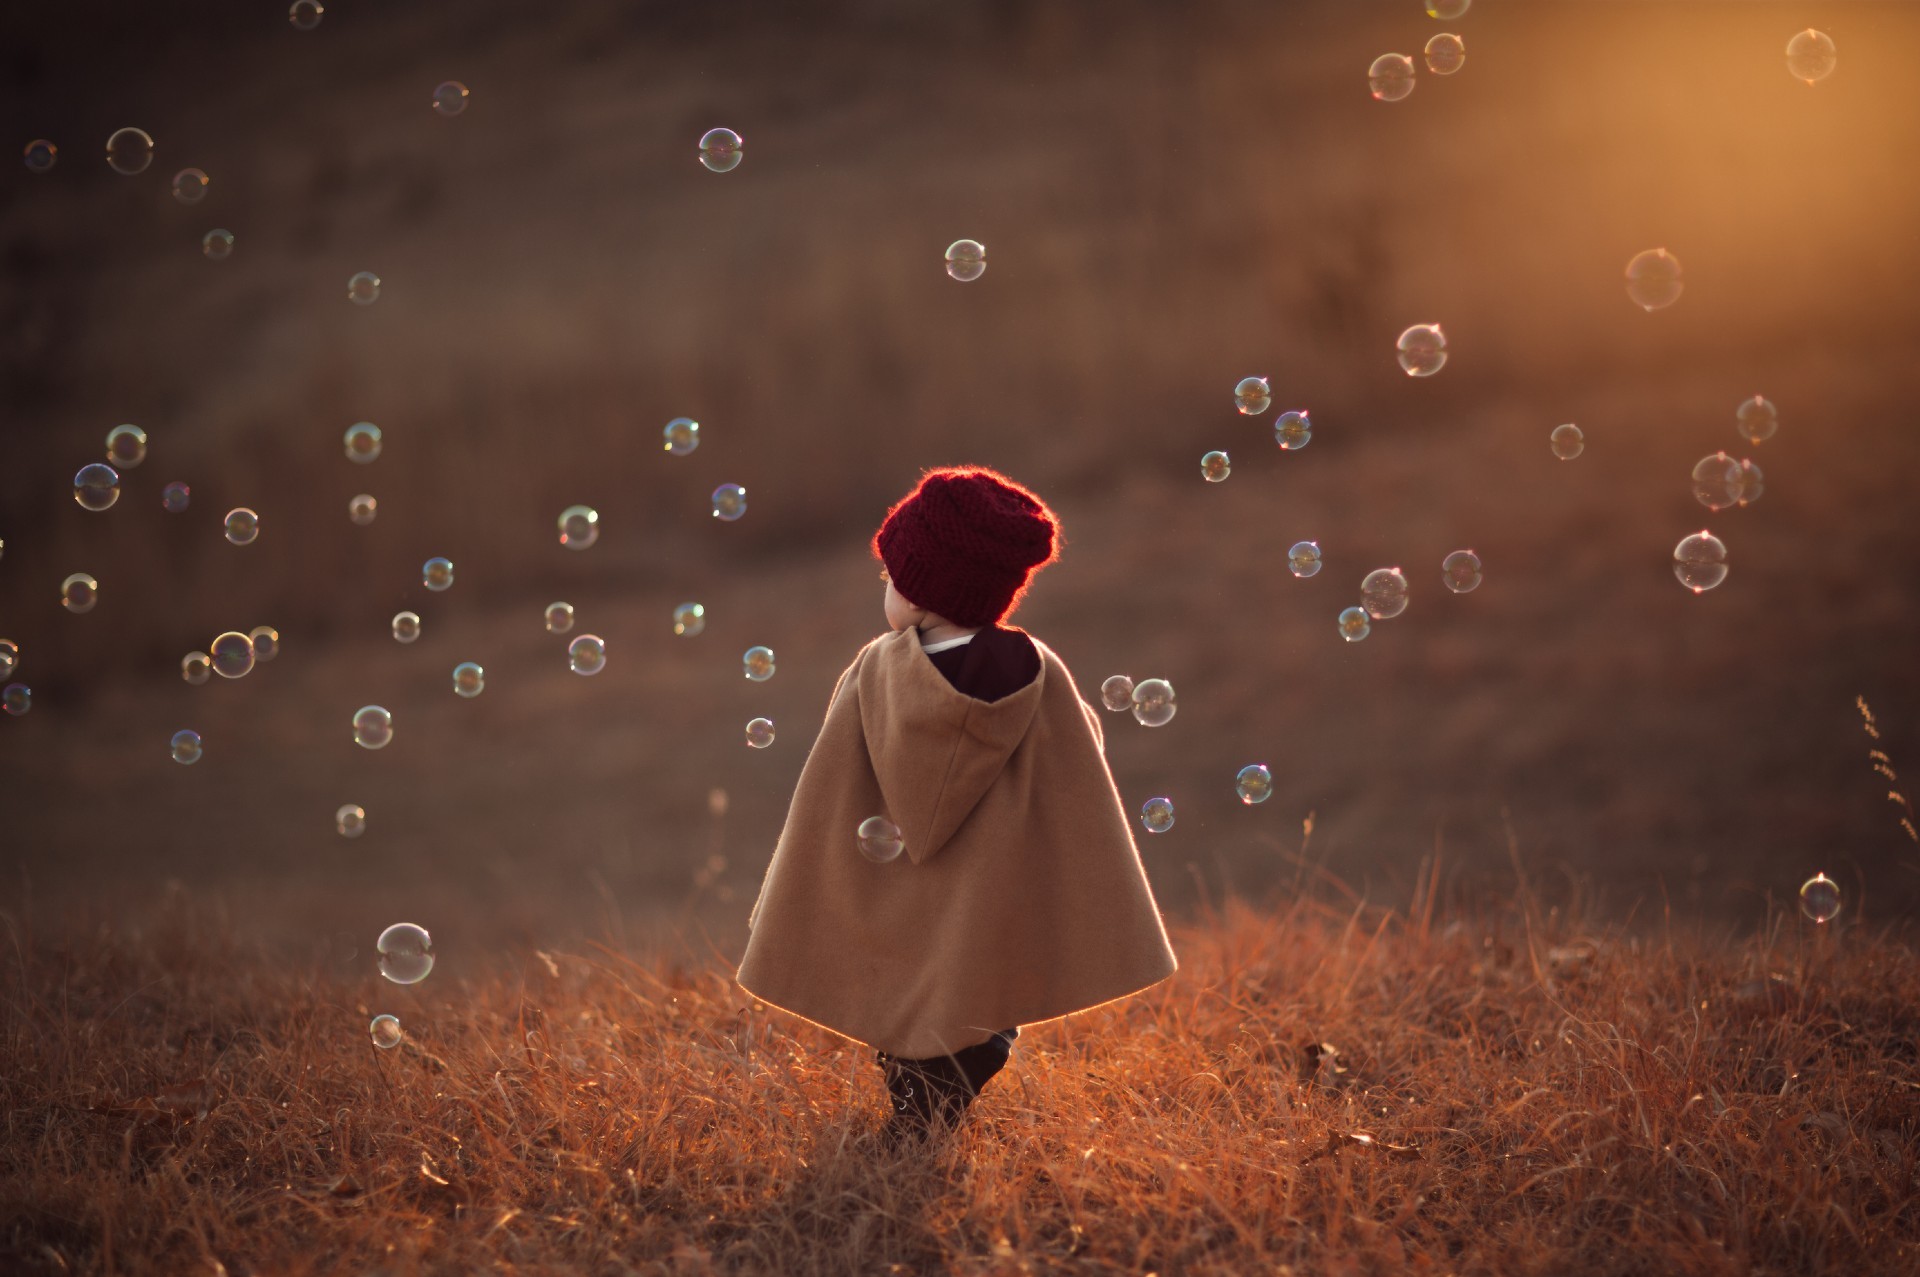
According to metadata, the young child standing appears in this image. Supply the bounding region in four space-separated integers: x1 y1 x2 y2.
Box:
736 465 1178 1144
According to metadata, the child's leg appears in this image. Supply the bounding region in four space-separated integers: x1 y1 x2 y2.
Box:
874 1027 1020 1135
939 1027 1019 1122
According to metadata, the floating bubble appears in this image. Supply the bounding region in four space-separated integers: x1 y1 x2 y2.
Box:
61 573 99 614
712 483 748 522
1691 452 1741 512
1100 675 1135 712
856 815 904 863
106 424 147 469
1201 450 1231 483
568 634 607 675
1275 410 1312 451
348 493 377 525
558 504 599 550
337 804 366 838
673 603 705 637
1131 677 1176 727
249 626 280 663
170 729 202 765
1673 530 1728 594
1424 32 1465 75
663 417 700 456
171 167 208 203
1786 29 1836 84
224 507 260 546
1338 606 1371 642
106 127 153 176
0 640 15 679
452 662 484 698
1625 248 1683 312
745 717 776 749
1735 395 1778 445
743 645 775 682
202 228 234 260
347 271 381 305
376 922 433 984
1368 53 1415 102
162 481 191 513
422 557 454 591
289 0 324 30
391 612 421 644
1442 549 1482 593
1799 872 1841 923
353 704 394 749
210 631 255 678
1427 0 1470 17
1234 376 1271 416
1360 567 1409 619
1235 764 1273 805
181 651 211 684
431 81 469 116
74 463 120 512
699 127 742 172
1396 324 1447 376
344 422 381 463
1140 797 1175 834
24 139 56 173
2 683 29 716
369 1014 402 1049
944 238 986 282
1734 458 1764 507
545 602 575 634
1288 540 1323 578
1550 423 1584 460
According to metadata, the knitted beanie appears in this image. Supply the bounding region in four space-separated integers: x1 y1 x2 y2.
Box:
873 466 1061 627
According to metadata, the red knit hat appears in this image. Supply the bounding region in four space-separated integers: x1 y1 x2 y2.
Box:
872 466 1061 627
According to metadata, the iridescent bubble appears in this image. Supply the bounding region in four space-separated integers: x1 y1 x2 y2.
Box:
249 626 280 662
2 683 30 716
1338 606 1371 642
1625 248 1683 312
1735 458 1764 507
1799 872 1841 923
1140 797 1175 834
743 645 775 682
712 484 748 522
1360 567 1409 620
170 729 202 765
347 271 381 305
344 422 381 463
105 127 154 176
1691 452 1741 512
673 603 705 637
1550 423 1584 460
163 481 191 513
545 602 575 634
202 228 235 260
1234 376 1271 416
568 634 606 676
452 662 485 698
1424 32 1465 75
1131 677 1176 727
210 631 255 678
1288 540 1323 578
1786 29 1836 84
353 704 394 749
337 804 366 838
1442 549 1482 593
1200 450 1231 483
376 922 434 985
1099 675 1135 712
224 507 260 546
945 238 986 282
663 417 700 456
745 717 776 749
1735 395 1778 445
699 127 743 173
74 463 120 512
1396 323 1447 376
391 612 421 644
856 815 904 864
1275 410 1312 452
558 504 599 550
1368 53 1415 102
289 0 324 30
431 81 469 116
0 640 15 680
23 139 56 173
423 557 454 591
1426 0 1470 17
1235 764 1273 805
181 651 211 684
1673 530 1728 594
106 424 147 468
171 167 209 203
61 573 99 614
348 493 377 525
369 1014 402 1049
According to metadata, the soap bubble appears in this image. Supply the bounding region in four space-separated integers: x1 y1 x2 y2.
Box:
61 573 99 613
423 557 454 591
337 804 366 838
353 705 394 749
1424 32 1465 75
545 602 574 634
945 238 986 282
74 463 120 512
170 729 202 765
0 640 15 679
181 651 211 684
1360 567 1409 619
745 717 776 749
163 482 191 513
558 504 599 549
743 645 775 682
1396 324 1447 376
1140 797 1175 834
376 922 434 984
1100 675 1134 712
1338 606 1371 642
210 631 255 678
1234 376 1271 416
452 662 484 698
1786 29 1836 84
171 168 208 203
1442 549 1483 593
106 127 153 176
1691 452 1741 512
568 635 606 676
2 684 30 716
223 507 259 545
391 612 420 643
347 271 381 305
348 494 377 525
1275 410 1312 451
344 422 381 463
1735 395 1778 445
673 603 705 636
201 228 235 260
1736 458 1764 506
1288 540 1323 578
1201 450 1231 483
1427 0 1470 17
249 626 280 663
289 0 324 30
1368 54 1415 102
431 81 469 116
699 127 742 172
24 139 56 173
857 815 905 863
1799 872 1841 923
663 417 700 456
1673 531 1728 593
106 424 147 468
1624 248 1683 311
1235 764 1273 805
1131 678 1176 727
368 1014 402 1049
712 484 748 521
1550 423 1584 460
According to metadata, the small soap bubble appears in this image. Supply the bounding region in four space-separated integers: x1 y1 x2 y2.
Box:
451 662 484 698
745 717 776 749
1140 797 1175 834
1131 677 1176 727
743 645 775 682
391 612 421 643
1396 324 1447 376
1200 450 1231 483
368 1014 402 1049
1338 606 1372 642
163 481 191 512
2 683 30 716
24 139 57 173
422 557 454 591
61 573 99 614
1550 423 1584 460
344 422 381 463
1234 376 1271 416
249 626 280 662
1673 530 1728 594
431 81 469 116
1288 540 1323 578
1275 410 1312 451
1735 395 1778 445
1442 549 1482 593
1100 675 1135 712
856 815 904 863
558 504 599 550
1368 53 1415 102
0 640 15 680
663 417 700 456
106 127 153 176
376 922 433 984
224 507 259 546
1235 764 1273 805
1427 0 1470 17
1360 567 1409 619
347 271 381 305
289 0 324 30
353 704 394 749
337 804 366 838
545 602 574 634
1625 248 1683 311
106 424 147 468
1424 32 1465 75
210 631 255 678
1799 872 1841 923
1691 452 1741 512
944 238 986 282
712 483 748 521
673 603 705 636
171 167 209 203
699 128 743 173
1786 29 1836 84
201 228 234 260
170 729 202 765
181 651 211 684
348 493 377 525
1735 458 1764 507
74 463 120 512
568 635 606 676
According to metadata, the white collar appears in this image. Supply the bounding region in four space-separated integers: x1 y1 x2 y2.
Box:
919 632 977 654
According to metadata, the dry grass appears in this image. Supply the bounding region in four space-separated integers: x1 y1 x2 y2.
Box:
4 880 1917 1277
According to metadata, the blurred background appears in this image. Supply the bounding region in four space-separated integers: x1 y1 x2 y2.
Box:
3 0 1918 964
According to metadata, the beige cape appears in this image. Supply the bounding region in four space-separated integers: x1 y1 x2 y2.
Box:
735 628 1178 1058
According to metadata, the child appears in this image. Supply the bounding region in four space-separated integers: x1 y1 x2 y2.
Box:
736 465 1178 1144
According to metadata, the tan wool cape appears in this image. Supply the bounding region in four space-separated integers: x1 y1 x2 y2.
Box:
736 627 1178 1059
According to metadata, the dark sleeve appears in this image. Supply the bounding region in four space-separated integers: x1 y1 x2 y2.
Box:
927 625 1041 703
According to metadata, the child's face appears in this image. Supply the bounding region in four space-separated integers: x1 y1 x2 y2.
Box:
881 569 924 633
